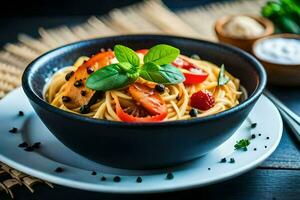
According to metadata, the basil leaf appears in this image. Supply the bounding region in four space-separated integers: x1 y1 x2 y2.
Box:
140 62 185 84
218 64 230 86
144 44 180 65
86 63 138 91
114 45 140 67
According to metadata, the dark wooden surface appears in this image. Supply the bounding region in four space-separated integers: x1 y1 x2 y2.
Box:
1 3 300 199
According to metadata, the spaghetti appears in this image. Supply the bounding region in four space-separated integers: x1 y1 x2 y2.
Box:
45 49 242 122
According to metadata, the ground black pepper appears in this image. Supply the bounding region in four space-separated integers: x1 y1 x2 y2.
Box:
74 79 83 87
100 176 106 181
32 142 41 149
9 127 18 133
81 90 87 96
208 168 211 170
80 105 90 114
113 176 121 182
87 67 94 74
91 171 97 175
189 108 198 117
265 146 267 148
65 71 74 81
266 137 270 140
220 158 227 163
18 142 28 148
251 134 256 139
18 111 24 116
229 158 235 163
136 176 142 183
24 146 34 152
251 123 257 128
62 96 71 102
258 133 262 136
155 84 165 93
254 148 257 151
55 167 63 173
166 172 174 180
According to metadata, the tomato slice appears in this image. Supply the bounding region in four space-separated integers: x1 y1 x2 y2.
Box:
129 83 166 116
172 57 208 85
136 49 148 55
115 83 167 122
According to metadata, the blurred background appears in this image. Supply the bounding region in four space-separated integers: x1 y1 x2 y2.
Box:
0 0 224 46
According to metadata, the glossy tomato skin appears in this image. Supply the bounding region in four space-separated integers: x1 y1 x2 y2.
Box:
115 83 167 122
172 57 208 84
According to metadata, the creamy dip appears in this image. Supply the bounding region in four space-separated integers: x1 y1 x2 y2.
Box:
224 16 265 38
254 38 300 65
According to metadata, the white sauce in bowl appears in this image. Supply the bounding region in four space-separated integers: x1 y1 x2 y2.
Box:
254 38 300 65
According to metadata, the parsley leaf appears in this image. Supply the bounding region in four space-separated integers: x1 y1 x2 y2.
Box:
234 139 250 150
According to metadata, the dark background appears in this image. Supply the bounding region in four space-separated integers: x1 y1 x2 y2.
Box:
0 0 225 46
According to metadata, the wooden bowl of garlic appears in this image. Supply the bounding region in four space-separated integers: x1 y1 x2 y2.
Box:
215 15 274 52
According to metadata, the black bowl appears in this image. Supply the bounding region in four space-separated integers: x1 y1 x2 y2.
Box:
22 35 266 169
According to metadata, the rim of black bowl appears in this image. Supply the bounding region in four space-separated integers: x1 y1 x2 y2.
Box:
22 34 267 127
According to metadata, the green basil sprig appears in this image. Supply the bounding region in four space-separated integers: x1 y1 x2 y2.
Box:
86 44 185 91
140 63 184 84
217 64 230 86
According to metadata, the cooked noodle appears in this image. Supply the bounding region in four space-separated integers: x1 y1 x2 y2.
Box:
44 55 242 122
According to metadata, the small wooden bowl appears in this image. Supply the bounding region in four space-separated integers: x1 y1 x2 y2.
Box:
215 15 274 52
252 34 300 86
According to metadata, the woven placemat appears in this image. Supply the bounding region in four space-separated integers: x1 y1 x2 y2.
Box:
0 0 266 197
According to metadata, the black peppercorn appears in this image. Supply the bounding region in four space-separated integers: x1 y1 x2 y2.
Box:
18 142 28 148
101 176 106 181
80 105 90 114
65 71 74 81
24 146 34 152
251 123 257 128
229 158 235 163
74 79 83 87
62 96 71 102
87 67 94 74
166 172 174 180
81 90 87 96
9 127 18 133
18 111 24 116
251 134 256 139
189 108 198 117
220 158 227 163
91 171 97 175
55 167 63 173
32 142 41 149
136 176 142 183
155 84 165 93
113 176 121 182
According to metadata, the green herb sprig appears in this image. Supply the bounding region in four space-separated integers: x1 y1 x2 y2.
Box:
217 64 230 86
86 44 185 91
234 139 250 151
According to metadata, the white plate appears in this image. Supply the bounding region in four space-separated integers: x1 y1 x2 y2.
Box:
0 88 282 193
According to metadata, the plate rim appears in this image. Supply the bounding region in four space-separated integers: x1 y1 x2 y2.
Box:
0 88 283 193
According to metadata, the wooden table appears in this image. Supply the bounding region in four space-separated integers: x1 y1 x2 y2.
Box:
0 15 300 200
